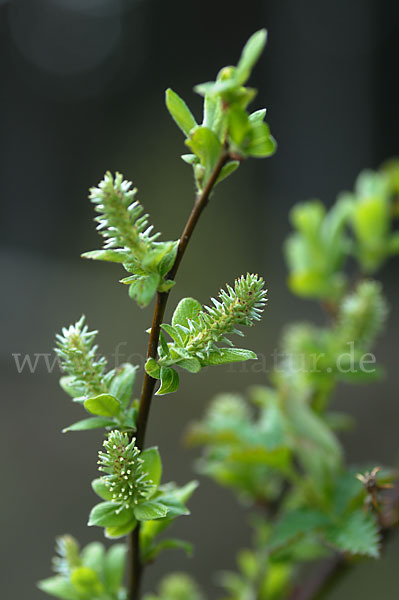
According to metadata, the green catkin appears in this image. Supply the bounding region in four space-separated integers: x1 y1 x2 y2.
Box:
185 273 267 356
55 316 108 397
89 172 159 258
97 431 152 512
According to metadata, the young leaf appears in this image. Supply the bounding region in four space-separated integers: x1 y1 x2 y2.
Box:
80 542 105 572
236 29 268 85
91 478 113 501
145 358 161 379
143 538 193 563
202 348 257 366
216 161 240 185
186 126 222 181
172 297 202 329
109 363 137 410
129 273 160 308
134 500 169 521
37 577 80 600
88 502 134 528
165 88 197 137
177 357 202 373
81 249 131 263
325 511 380 558
156 366 180 395
84 394 121 417
70 567 104 597
141 447 162 489
105 516 137 539
62 416 115 433
104 544 127 593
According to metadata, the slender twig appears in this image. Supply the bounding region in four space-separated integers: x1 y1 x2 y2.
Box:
128 150 230 599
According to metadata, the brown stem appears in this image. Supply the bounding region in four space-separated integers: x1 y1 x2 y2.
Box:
128 150 230 599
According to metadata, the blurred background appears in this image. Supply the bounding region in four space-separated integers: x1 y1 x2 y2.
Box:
1 0 398 597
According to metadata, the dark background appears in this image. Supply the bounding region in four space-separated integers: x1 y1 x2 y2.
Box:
1 0 398 597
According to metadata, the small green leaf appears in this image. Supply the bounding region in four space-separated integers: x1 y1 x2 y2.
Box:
70 567 104 597
161 323 184 345
177 357 202 373
247 121 277 157
236 29 268 85
202 348 257 366
141 447 162 489
129 273 160 308
158 279 176 293
88 502 134 528
325 511 380 558
249 108 267 123
145 358 161 379
37 577 80 600
181 153 198 164
216 160 240 185
104 544 127 592
166 88 197 137
80 542 105 572
186 126 222 182
105 516 137 539
109 363 137 410
91 478 113 501
156 366 180 395
63 416 116 433
84 394 121 417
172 297 202 329
144 538 193 563
269 509 328 552
59 376 84 399
228 105 250 146
134 500 169 521
81 249 131 263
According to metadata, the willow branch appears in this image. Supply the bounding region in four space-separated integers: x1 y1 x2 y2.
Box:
128 150 230 600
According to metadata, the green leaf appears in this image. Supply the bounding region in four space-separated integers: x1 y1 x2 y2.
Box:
105 516 137 539
202 348 257 366
91 478 113 501
70 566 104 597
236 29 267 85
249 108 267 124
80 542 105 572
177 357 202 373
84 394 121 417
247 121 277 157
81 249 131 263
37 577 80 600
156 366 180 395
165 88 197 137
185 126 222 182
216 161 240 185
141 447 162 489
129 273 160 308
269 509 329 552
143 538 193 563
134 500 169 521
59 376 84 399
325 511 380 558
88 502 134 528
63 416 115 433
109 363 137 410
161 323 184 345
172 297 202 329
104 544 127 593
228 105 250 146
145 358 161 379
